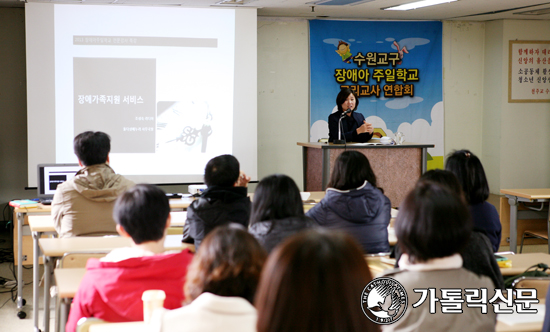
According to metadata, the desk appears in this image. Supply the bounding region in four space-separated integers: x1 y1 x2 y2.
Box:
55 268 86 332
28 215 57 331
14 200 192 320
28 212 187 332
35 235 193 332
13 204 51 320
500 253 550 276
496 319 543 331
88 322 150 332
20 191 320 324
500 189 550 253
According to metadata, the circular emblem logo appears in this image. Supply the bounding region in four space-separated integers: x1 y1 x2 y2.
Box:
361 277 408 325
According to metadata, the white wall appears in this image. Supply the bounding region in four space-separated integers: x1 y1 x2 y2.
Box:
442 21 485 156
257 18 550 194
483 20 504 192
484 20 550 191
257 18 309 189
257 18 490 189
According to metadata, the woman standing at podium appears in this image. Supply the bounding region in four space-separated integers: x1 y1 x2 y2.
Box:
328 88 374 143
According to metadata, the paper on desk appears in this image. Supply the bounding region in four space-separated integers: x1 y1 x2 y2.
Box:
496 304 545 325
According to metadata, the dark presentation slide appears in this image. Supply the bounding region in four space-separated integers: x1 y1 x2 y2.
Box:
74 58 157 153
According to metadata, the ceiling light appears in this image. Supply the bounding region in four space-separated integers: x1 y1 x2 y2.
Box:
215 0 244 5
514 7 550 15
382 0 457 11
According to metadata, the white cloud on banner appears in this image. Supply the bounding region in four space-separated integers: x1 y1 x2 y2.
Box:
310 120 329 142
385 96 423 110
365 101 443 156
323 38 350 47
310 102 443 155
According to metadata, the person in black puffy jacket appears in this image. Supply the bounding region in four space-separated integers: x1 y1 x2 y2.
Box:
183 154 251 250
249 174 315 253
306 151 391 254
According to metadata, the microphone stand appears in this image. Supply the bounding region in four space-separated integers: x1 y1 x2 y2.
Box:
333 110 349 144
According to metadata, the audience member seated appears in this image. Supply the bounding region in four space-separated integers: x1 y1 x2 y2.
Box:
66 184 194 332
52 131 134 237
382 182 496 332
393 169 505 290
249 174 316 253
255 229 379 332
446 149 502 252
305 151 391 253
183 154 251 250
153 224 266 332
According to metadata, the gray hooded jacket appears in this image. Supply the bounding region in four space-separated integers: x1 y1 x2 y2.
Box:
52 163 134 237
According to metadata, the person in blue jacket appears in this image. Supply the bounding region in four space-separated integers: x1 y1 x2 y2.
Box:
445 149 502 252
328 88 374 143
306 151 391 253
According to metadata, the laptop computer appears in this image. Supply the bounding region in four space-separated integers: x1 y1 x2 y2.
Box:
37 163 81 204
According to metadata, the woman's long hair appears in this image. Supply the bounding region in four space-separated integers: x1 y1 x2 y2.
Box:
184 225 267 304
327 151 378 191
249 174 304 230
255 229 379 332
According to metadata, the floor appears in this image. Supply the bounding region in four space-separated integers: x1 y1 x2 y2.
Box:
0 194 547 331
0 225 56 332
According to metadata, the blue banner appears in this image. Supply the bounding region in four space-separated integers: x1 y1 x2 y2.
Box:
310 20 443 169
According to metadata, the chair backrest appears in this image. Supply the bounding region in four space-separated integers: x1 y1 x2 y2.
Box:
76 317 106 332
59 252 107 268
512 277 550 301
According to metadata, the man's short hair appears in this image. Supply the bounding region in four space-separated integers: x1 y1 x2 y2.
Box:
113 184 169 244
74 131 111 166
204 154 240 187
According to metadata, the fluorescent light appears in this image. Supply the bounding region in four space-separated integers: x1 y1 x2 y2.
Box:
383 0 457 11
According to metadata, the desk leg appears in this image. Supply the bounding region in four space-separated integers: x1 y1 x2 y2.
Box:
33 231 42 332
59 298 70 332
44 257 52 332
509 196 519 254
17 212 25 312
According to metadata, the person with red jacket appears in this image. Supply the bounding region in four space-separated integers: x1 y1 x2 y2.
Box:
66 184 194 332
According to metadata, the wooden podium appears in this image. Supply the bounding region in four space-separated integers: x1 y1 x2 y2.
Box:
298 142 434 207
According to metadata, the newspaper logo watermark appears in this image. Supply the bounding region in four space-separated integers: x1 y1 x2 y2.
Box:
412 288 540 314
361 277 408 325
361 277 541 325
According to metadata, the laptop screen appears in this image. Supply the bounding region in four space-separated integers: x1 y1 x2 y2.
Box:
37 164 81 198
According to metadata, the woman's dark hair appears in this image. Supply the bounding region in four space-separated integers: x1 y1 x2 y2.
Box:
327 151 378 190
336 87 359 113
184 224 267 304
250 174 304 228
255 229 378 332
419 169 465 202
395 182 472 264
445 149 490 205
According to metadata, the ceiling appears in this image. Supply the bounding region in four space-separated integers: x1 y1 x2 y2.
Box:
1 0 550 21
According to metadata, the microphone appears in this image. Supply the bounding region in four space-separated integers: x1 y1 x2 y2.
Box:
340 108 352 118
